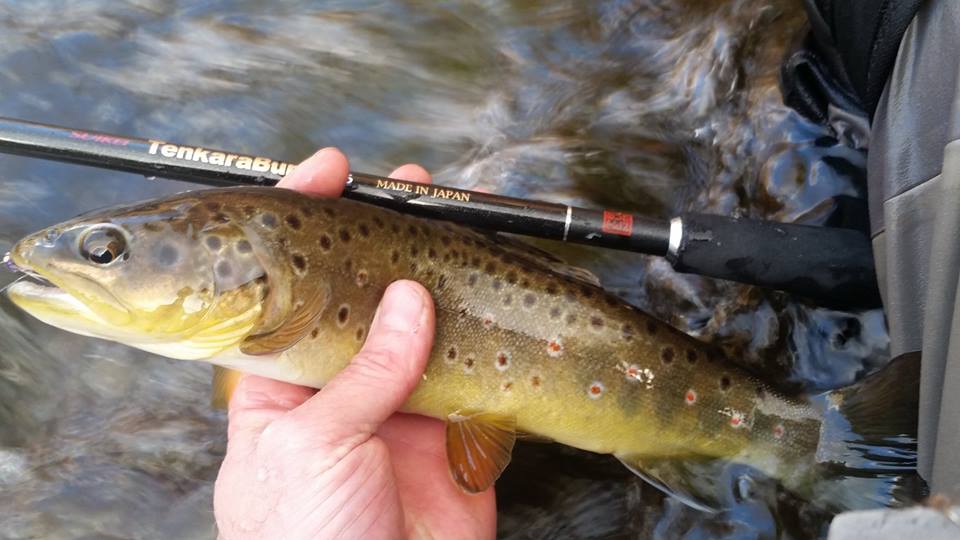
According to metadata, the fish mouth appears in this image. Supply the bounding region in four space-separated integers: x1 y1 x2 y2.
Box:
4 250 111 337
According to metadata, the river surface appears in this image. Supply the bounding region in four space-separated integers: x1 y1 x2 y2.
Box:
0 1 888 539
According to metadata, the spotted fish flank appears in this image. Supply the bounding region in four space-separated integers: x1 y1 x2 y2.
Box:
5 187 922 513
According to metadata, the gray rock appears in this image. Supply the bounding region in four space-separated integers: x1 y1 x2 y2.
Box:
828 507 960 539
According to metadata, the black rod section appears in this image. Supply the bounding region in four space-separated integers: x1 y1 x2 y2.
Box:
0 117 670 255
0 116 880 309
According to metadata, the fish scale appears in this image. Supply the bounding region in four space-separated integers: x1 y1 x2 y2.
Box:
6 186 919 513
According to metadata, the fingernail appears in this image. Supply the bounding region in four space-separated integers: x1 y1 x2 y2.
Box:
376 282 425 334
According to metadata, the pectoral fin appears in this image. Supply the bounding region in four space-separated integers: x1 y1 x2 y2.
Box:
211 366 244 410
615 454 726 513
240 282 330 356
445 411 517 493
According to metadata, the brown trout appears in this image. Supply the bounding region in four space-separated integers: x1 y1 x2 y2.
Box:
4 187 920 512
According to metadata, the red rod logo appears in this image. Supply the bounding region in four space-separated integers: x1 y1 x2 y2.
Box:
601 210 633 236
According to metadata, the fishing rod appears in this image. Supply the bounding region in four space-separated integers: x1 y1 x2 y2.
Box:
0 116 880 310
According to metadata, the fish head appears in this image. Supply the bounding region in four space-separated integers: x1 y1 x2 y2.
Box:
6 192 269 359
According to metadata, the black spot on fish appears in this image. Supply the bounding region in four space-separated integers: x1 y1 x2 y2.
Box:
443 253 452 263
291 253 307 272
319 234 332 251
523 294 537 308
410 245 419 257
236 240 252 254
391 250 400 264
391 223 400 234
285 214 302 230
205 201 221 212
343 259 353 272
546 283 559 295
372 216 384 229
407 224 418 237
755 385 766 398
310 328 319 339
437 274 448 290
506 271 518 285
720 376 732 391
205 236 222 251
283 214 303 231
485 261 497 274
579 286 594 298
661 347 674 364
447 347 458 360
590 316 604 329
323 207 336 218
531 375 541 388
358 223 370 237
686 350 698 364
604 295 618 307
492 279 503 291
339 228 351 243
243 205 256 217
260 213 277 228
566 314 577 325
471 256 481 268
216 260 233 279
646 320 658 335
520 278 530 288
156 244 179 266
468 273 479 287
549 307 561 319
356 326 365 342
337 305 350 325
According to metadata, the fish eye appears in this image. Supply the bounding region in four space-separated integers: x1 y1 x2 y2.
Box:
79 225 128 265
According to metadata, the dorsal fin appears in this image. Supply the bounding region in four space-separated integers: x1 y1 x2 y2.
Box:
452 225 602 287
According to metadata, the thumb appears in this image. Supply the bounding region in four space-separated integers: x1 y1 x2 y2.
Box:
286 280 435 444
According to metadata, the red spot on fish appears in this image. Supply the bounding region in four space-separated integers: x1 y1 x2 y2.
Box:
546 338 563 358
685 389 697 405
773 424 785 439
729 414 744 428
626 365 640 380
482 313 495 329
495 351 511 371
588 382 604 399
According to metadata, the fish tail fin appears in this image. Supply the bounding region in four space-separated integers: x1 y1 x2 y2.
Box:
812 352 928 511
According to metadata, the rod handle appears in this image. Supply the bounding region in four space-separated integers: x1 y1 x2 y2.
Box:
669 213 881 309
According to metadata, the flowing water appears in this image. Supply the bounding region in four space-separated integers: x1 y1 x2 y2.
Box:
0 1 887 538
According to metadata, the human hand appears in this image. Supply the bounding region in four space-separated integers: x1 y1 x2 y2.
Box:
213 148 497 539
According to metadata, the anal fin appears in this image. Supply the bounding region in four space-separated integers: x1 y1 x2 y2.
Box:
211 366 245 410
446 411 517 493
615 454 727 513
